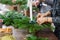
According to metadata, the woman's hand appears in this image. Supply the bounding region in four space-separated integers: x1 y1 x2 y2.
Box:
37 17 47 24
37 17 52 25
32 0 40 7
36 11 51 19
36 13 45 19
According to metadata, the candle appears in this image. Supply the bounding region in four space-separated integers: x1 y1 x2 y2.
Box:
30 0 33 21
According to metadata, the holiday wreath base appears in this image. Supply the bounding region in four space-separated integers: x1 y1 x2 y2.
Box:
35 29 58 40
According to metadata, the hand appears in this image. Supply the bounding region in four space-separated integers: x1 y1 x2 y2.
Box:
36 13 45 19
37 17 52 25
32 0 40 7
36 11 51 19
35 0 40 6
37 17 47 25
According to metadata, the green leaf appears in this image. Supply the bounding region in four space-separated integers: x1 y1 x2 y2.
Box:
27 34 37 40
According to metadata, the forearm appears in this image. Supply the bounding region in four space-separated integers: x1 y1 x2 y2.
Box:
47 17 52 23
52 17 60 24
47 17 60 24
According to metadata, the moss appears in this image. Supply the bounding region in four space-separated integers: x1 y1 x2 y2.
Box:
1 35 15 40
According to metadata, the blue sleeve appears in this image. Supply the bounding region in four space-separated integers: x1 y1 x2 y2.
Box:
50 9 60 24
52 17 60 24
45 0 53 6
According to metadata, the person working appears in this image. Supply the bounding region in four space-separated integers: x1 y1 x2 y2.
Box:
36 0 60 40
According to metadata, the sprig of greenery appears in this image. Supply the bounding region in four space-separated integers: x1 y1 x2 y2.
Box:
0 0 27 5
0 0 13 5
0 11 53 40
0 11 53 33
26 34 49 40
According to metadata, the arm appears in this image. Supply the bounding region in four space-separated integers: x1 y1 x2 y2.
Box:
37 15 60 24
45 17 60 24
36 11 51 19
48 17 60 24
37 17 60 24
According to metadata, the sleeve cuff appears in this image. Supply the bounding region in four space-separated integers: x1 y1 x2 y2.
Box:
52 17 56 23
52 17 60 24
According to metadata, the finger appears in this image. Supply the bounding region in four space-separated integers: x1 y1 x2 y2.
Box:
40 22 43 25
36 19 41 24
38 22 42 25
36 13 41 18
36 20 40 24
38 19 43 25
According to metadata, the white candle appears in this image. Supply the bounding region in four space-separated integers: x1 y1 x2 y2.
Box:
30 0 33 21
